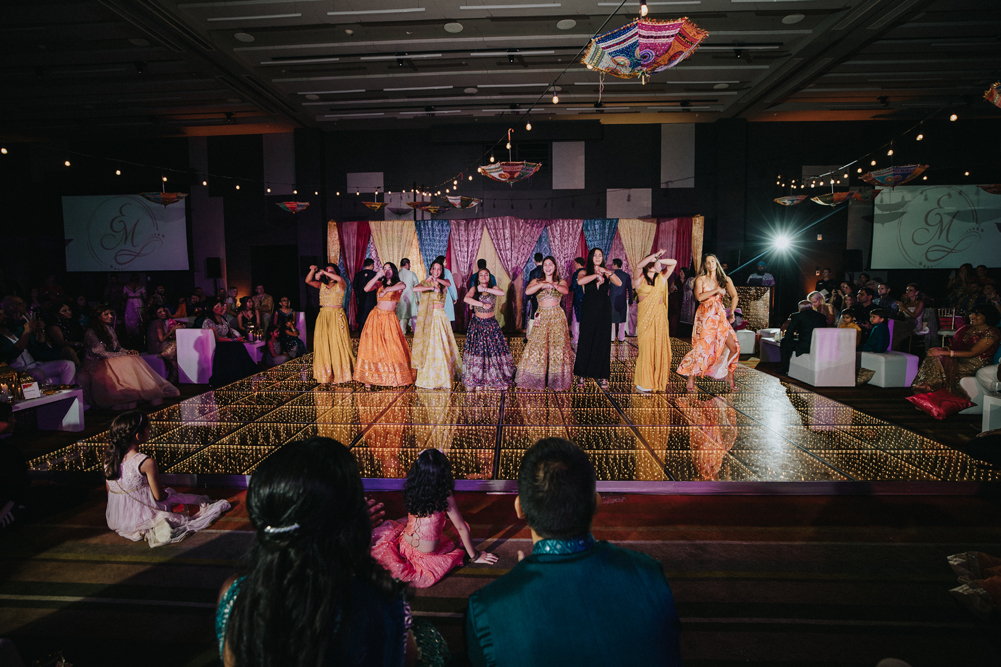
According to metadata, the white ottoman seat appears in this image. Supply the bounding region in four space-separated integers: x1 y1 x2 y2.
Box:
859 351 919 388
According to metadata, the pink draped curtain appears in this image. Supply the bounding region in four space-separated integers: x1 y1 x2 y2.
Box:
609 230 631 279
448 219 486 330
656 217 693 271
484 216 546 328
338 220 371 329
544 218 584 317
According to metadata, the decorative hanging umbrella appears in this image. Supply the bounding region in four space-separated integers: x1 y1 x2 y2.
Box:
388 206 412 216
140 192 187 206
773 195 808 206
424 205 448 216
861 164 928 188
406 201 427 210
581 17 709 83
446 195 481 209
479 128 541 186
363 201 387 212
978 184 1001 195
276 201 310 214
851 188 883 202
811 192 854 207
985 82 1001 110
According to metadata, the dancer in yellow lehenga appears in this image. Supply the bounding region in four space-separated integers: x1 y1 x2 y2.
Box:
413 260 462 389
633 250 678 392
305 264 355 384
354 263 417 388
516 256 575 391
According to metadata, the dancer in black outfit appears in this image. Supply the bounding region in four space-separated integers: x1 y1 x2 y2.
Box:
573 248 621 389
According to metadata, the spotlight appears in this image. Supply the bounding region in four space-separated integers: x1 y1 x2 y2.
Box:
508 53 515 64
225 112 234 123
950 113 958 121
134 61 147 74
734 48 743 59
773 234 791 251
397 58 405 67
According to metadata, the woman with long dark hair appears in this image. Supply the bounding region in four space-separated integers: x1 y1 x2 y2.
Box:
633 250 678 392
354 262 416 388
216 437 447 666
201 300 259 388
676 254 740 392
912 304 1000 395
462 268 515 390
515 256 574 390
413 260 462 389
105 411 229 546
372 448 497 588
147 304 183 382
306 264 355 384
84 304 179 409
573 247 622 389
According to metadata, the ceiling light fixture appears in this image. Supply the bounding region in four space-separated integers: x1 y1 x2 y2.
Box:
207 13 301 22
233 32 255 43
383 85 453 92
475 50 556 57
640 2 649 16
444 22 463 33
557 19 576 30
128 37 151 47
299 89 366 96
304 94 320 100
362 53 442 61
782 13 806 25
459 4 562 9
327 7 426 16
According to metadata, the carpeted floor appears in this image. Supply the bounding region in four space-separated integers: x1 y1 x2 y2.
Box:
2 488 999 666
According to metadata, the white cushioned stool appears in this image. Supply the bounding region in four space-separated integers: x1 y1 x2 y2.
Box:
788 328 857 387
735 329 756 355
139 353 168 380
859 351 919 388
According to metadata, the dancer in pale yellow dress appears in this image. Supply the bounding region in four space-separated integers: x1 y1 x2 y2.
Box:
413 260 462 389
633 250 678 392
305 264 354 384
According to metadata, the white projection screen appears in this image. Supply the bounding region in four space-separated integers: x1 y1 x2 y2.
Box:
63 195 190 272
871 185 1001 270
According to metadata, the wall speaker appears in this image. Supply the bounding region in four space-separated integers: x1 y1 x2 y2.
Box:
206 257 222 278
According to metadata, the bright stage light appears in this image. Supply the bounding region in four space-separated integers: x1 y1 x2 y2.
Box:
773 234 791 251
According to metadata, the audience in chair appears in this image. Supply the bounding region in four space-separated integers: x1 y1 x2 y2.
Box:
147 305 183 382
272 296 306 359
0 298 76 386
779 299 828 376
911 304 1000 396
201 300 258 388
838 310 863 348
860 309 891 353
808 290 836 327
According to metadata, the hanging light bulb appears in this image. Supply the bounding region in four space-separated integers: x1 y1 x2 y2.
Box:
489 154 495 163
64 160 70 166
965 171 970 176
857 168 862 173
506 141 511 150
446 188 450 193
887 149 893 156
267 187 271 193
453 180 458 186
293 189 297 194
235 184 240 190
314 191 318 195
0 148 7 154
640 1 648 17
526 121 532 131
916 133 924 141
162 176 168 182
115 169 121 176
950 113 958 121
202 180 207 186
468 175 473 181
870 160 876 166
552 91 559 104
336 191 340 195
922 176 927 180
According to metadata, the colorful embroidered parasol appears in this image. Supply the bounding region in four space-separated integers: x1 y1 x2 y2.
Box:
811 192 854 207
406 201 427 210
773 195 808 206
581 17 709 82
363 201 387 212
978 184 1001 195
423 205 448 216
446 195 481 209
276 201 310 214
985 82 1001 110
861 164 928 188
140 192 187 206
478 161 541 185
851 188 882 202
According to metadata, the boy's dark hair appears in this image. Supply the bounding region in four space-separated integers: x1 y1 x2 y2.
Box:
870 308 888 321
534 253 543 263
477 259 487 270
518 438 596 540
612 259 622 268
400 258 410 268
363 258 374 268
574 257 585 267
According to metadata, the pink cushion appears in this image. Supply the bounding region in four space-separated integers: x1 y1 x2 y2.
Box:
905 389 975 420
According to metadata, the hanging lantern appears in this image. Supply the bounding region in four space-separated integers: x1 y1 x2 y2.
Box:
861 164 928 188
773 195 808 206
985 82 1001 110
362 201 388 212
276 201 310 214
810 192 854 207
446 195 482 209
478 128 541 186
851 188 882 203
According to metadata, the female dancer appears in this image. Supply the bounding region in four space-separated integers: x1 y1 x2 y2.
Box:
676 254 740 392
573 248 621 389
354 262 416 389
413 260 462 389
305 265 354 384
516 256 574 391
634 250 678 392
462 268 515 390
371 448 497 588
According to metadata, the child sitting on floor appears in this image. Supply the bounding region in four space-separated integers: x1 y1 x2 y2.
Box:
371 448 497 588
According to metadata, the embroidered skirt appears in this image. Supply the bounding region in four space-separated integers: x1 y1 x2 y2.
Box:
354 308 416 387
415 308 462 390
313 307 354 384
462 316 515 390
515 305 575 391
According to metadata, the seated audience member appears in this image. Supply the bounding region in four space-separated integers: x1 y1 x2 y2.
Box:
251 285 275 337
38 274 64 306
746 262 775 286
224 286 239 318
235 297 260 338
0 299 75 386
201 300 258 388
838 310 862 348
263 328 288 367
983 283 1001 317
46 302 85 367
958 281 982 313
861 309 891 353
851 288 879 343
896 283 927 334
731 307 748 330
74 295 91 328
466 437 681 667
947 264 972 307
912 305 1000 395
173 296 189 319
104 411 230 547
856 273 871 290
26 288 43 312
779 299 828 375
189 291 207 318
808 290 836 326
84 305 179 410
874 282 898 312
815 268 836 299
272 296 307 359
831 281 852 312
148 306 183 382
216 437 447 667
975 264 996 287
147 285 168 313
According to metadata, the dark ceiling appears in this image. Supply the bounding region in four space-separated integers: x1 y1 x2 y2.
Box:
2 0 999 139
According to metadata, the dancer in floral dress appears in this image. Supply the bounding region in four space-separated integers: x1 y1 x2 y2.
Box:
676 254 740 392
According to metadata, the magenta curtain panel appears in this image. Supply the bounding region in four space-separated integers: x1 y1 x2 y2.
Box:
544 218 585 316
338 220 371 329
484 216 546 328
448 218 487 329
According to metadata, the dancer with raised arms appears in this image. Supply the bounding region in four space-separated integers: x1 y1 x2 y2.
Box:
676 254 740 392
413 260 462 389
516 256 575 391
462 267 515 390
353 262 416 389
305 264 354 384
634 250 678 393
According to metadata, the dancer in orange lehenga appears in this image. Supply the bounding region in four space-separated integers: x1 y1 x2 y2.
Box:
354 262 417 389
676 254 740 392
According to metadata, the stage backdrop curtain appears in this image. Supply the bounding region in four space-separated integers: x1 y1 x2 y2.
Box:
692 215 705 272
523 227 552 289
338 220 370 329
407 233 427 282
327 220 340 265
365 236 381 268
545 218 584 316
582 218 619 260
370 220 418 273
448 219 487 330
617 218 658 276
473 226 514 330
609 230 632 278
657 218 693 273
415 219 450 276
484 216 546 329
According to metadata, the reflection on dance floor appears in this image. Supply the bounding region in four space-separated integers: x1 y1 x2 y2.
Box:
29 339 999 483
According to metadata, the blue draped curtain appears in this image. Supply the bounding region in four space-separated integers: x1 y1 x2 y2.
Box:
523 227 552 287
582 218 619 260
415 219 451 273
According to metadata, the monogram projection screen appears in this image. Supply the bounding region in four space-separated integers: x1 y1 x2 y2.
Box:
871 185 1001 270
62 195 190 272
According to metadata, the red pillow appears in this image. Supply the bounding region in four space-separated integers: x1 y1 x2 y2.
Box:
905 389 975 420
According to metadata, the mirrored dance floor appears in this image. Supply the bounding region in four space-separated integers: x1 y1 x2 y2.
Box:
29 338 999 485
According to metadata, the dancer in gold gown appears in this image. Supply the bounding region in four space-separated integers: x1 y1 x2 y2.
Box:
413 260 462 389
305 264 355 384
515 256 575 391
354 262 416 388
633 250 678 392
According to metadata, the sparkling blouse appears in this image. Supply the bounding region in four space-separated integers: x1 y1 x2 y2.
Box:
320 281 345 308
953 325 1000 362
535 284 563 302
471 292 496 314
202 317 232 337
84 326 128 360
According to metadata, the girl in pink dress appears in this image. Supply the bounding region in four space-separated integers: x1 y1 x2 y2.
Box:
104 411 230 547
371 449 497 588
676 254 741 392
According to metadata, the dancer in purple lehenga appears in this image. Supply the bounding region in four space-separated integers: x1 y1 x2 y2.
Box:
462 269 515 390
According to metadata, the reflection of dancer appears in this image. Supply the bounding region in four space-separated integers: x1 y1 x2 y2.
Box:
516 256 574 391
677 395 738 481
371 449 498 588
305 265 355 384
413 260 462 389
633 250 677 392
462 268 515 390
676 254 740 392
354 263 416 389
573 248 621 389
